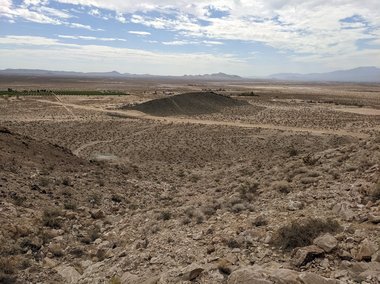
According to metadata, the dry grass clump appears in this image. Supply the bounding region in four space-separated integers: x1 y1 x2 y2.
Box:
272 218 340 251
159 210 172 221
238 181 259 201
63 200 77 210
272 181 292 194
42 208 63 229
0 257 17 284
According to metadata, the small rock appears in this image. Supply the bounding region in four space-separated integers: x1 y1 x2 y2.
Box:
181 263 204 281
192 232 203 240
90 209 104 219
313 233 338 253
150 257 161 264
355 239 378 261
368 213 380 224
293 245 324 267
43 257 58 268
372 252 380 262
287 200 304 211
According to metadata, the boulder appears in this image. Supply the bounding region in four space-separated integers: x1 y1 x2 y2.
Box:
332 203 354 221
313 233 338 253
227 267 272 284
269 269 299 284
298 272 341 284
293 245 324 267
355 239 378 261
55 265 81 284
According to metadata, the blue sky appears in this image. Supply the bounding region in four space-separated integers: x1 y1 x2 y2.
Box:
0 0 379 76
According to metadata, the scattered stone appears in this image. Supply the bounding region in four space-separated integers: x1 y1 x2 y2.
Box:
293 245 324 267
313 233 338 253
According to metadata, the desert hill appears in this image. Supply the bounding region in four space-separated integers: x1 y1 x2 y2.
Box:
125 92 248 116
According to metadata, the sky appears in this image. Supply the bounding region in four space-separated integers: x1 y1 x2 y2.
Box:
0 0 379 76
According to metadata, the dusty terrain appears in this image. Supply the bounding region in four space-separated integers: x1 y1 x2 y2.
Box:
0 78 379 284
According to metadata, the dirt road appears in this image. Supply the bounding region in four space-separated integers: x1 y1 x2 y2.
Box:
37 99 369 139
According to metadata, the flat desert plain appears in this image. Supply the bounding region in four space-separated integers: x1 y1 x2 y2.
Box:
0 77 379 284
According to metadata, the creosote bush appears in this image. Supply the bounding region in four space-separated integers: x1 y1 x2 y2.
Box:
272 218 340 251
272 181 292 194
159 211 172 221
42 208 63 229
370 182 380 201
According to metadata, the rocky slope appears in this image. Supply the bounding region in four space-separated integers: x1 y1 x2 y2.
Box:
1 124 379 283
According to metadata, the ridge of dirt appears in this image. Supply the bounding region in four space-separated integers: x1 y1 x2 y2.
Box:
124 92 249 116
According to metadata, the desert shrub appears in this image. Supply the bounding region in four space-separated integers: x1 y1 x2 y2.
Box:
226 238 241 249
159 211 172 221
88 194 102 206
300 177 317 185
111 194 123 203
231 203 246 213
38 177 50 187
70 247 84 257
369 182 380 201
202 201 221 216
42 208 63 229
11 194 26 206
272 218 340 251
184 207 195 218
62 177 72 186
18 238 41 254
272 181 292 194
109 276 122 284
63 200 77 210
288 146 299 157
252 215 268 227
303 154 320 166
194 211 205 224
0 257 17 284
50 244 64 257
81 226 101 244
182 217 191 225
238 181 259 201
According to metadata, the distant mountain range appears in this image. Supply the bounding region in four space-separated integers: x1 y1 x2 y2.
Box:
268 67 380 83
0 67 379 82
0 69 243 81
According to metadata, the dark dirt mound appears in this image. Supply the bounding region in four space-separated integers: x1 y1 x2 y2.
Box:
0 127 82 172
125 92 249 116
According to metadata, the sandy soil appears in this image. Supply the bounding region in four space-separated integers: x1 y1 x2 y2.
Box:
0 80 379 284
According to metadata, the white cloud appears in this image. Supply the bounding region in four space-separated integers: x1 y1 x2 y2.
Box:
50 0 380 58
162 40 223 46
128 31 151 36
58 35 127 41
68 22 100 31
